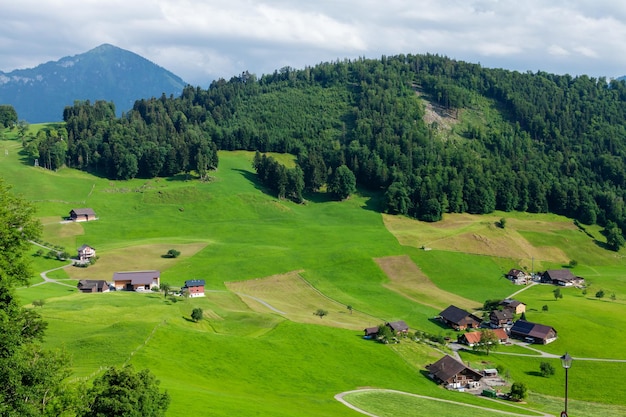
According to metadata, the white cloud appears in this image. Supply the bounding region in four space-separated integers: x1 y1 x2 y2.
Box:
1 0 626 85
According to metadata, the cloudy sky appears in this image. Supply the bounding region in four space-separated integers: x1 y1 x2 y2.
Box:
2 0 626 86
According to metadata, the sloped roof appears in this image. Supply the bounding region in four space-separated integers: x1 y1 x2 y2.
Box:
112 270 160 285
184 279 205 288
439 305 481 326
78 244 94 251
461 328 508 345
510 320 556 339
501 299 525 308
71 208 96 216
364 326 379 336
490 309 514 321
77 279 108 291
544 269 575 281
427 355 483 383
386 320 409 332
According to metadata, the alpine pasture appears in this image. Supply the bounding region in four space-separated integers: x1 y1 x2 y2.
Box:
2 128 626 416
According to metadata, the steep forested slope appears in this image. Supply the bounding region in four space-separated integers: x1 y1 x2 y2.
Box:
20 54 626 240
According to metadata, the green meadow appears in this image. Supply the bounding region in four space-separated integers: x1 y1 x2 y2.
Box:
2 127 626 416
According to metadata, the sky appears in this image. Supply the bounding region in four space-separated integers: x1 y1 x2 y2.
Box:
2 0 626 87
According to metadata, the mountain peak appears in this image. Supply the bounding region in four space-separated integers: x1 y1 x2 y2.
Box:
0 45 187 123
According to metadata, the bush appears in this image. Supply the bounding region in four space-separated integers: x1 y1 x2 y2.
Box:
539 361 555 377
165 249 181 258
596 289 605 298
509 381 528 401
191 308 203 322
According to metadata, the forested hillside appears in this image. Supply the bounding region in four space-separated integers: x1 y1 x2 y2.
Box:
19 54 626 242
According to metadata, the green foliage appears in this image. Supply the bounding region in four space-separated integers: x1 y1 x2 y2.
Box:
509 381 528 401
377 323 394 343
313 309 328 319
165 249 181 258
542 304 549 312
604 221 625 251
191 308 203 322
472 330 500 355
0 105 18 128
83 365 169 417
553 287 563 300
483 299 502 311
498 217 507 228
540 361 555 377
569 259 578 267
328 165 356 200
32 299 45 308
596 289 605 298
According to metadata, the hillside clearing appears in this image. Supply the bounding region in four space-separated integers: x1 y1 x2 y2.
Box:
226 271 381 330
376 255 479 311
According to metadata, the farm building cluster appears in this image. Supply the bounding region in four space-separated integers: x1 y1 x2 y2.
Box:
505 268 585 287
66 209 206 297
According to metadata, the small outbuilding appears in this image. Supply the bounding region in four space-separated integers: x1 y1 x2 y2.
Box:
182 279 205 297
77 279 110 293
69 208 97 222
386 320 409 335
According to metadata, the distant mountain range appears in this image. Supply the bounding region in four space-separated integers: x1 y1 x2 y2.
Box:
0 44 187 123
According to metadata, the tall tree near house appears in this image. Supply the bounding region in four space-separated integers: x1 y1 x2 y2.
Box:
328 165 356 200
472 330 500 355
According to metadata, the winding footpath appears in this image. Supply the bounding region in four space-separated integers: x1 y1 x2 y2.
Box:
334 389 556 417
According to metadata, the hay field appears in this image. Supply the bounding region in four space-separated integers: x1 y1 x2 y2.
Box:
226 271 381 330
376 255 479 311
383 213 573 266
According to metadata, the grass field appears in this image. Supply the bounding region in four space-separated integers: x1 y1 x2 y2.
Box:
2 126 626 417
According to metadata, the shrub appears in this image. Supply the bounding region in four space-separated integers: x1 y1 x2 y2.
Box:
165 249 181 258
596 289 605 298
539 361 555 377
191 308 203 322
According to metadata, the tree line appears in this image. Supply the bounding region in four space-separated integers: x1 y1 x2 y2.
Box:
17 53 626 243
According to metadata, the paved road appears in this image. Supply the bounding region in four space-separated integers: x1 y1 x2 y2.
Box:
335 388 556 417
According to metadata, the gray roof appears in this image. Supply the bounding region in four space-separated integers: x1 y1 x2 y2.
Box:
112 270 160 285
184 279 205 288
78 244 94 251
510 320 557 340
427 355 483 383
439 305 481 325
71 208 96 216
386 320 409 332
77 279 108 291
544 269 576 282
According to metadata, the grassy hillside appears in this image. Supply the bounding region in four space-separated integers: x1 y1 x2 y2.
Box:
3 128 626 416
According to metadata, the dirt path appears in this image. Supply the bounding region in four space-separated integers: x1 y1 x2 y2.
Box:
335 388 556 417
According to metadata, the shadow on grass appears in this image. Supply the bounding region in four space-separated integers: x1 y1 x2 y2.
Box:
524 371 543 377
182 316 195 323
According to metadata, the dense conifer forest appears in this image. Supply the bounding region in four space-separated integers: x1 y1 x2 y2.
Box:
19 54 626 244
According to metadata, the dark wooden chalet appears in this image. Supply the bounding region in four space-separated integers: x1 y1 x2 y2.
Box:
386 320 409 335
363 326 379 338
77 279 110 293
541 269 585 287
506 269 528 284
69 208 96 222
438 305 482 330
427 355 484 388
489 309 514 328
509 320 557 344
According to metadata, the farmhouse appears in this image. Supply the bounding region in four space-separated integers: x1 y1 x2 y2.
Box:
427 355 484 389
541 269 585 287
500 298 526 314
182 279 205 297
112 270 160 291
363 326 379 338
506 268 529 285
458 328 508 347
69 208 97 222
77 279 109 293
77 244 96 262
438 305 482 330
489 309 514 328
509 320 557 344
386 320 409 335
